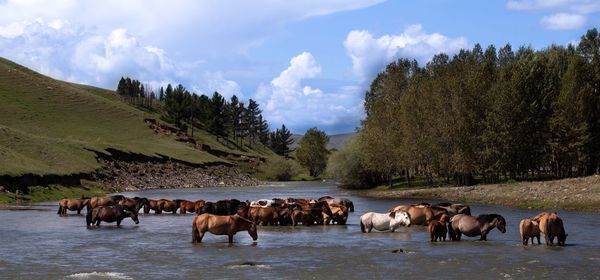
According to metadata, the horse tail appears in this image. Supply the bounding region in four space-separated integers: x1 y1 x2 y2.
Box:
360 218 366 233
447 219 455 240
85 209 92 227
192 219 199 243
57 205 62 215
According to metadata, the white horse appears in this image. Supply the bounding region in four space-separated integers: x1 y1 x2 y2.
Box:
360 211 411 233
250 199 275 208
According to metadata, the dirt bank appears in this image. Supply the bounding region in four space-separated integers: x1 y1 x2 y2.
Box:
92 158 260 192
355 175 600 212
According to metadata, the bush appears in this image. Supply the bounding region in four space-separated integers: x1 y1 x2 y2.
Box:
263 157 301 181
326 134 382 189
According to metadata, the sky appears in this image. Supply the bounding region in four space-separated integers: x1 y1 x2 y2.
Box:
1 0 599 134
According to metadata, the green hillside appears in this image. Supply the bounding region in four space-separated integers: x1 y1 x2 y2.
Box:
0 57 272 176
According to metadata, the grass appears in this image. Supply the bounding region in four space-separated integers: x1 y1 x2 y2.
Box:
0 185 106 204
0 57 276 177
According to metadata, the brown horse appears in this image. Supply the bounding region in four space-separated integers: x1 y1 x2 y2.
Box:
89 195 125 209
249 206 279 226
448 214 506 241
57 198 90 215
179 200 205 214
432 202 471 216
323 204 348 225
192 214 257 243
318 196 355 212
388 204 447 226
159 199 180 214
86 205 139 227
144 199 162 214
519 218 541 245
118 197 148 213
535 212 567 246
428 214 449 242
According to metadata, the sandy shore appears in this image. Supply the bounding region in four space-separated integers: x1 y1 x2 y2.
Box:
354 175 600 212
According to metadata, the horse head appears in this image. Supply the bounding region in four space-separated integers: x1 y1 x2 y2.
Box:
491 214 506 233
124 208 139 224
392 210 411 227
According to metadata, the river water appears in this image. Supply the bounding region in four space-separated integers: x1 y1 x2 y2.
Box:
1 181 599 279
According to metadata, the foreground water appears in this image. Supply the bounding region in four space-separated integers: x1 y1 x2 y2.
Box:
1 181 599 279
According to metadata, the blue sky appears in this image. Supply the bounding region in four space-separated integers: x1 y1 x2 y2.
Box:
1 0 599 134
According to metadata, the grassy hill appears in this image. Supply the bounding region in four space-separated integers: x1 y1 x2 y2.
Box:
0 57 274 177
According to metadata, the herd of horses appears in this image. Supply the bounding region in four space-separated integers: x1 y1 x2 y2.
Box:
57 195 567 246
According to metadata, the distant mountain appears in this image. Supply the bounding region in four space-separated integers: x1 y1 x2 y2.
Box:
291 132 355 150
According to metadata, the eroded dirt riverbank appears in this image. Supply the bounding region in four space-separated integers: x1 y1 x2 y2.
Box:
356 175 600 212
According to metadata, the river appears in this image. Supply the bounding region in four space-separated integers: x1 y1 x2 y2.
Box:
0 181 599 279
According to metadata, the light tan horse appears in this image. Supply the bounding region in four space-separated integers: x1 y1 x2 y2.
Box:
519 218 541 245
388 204 447 225
57 198 90 215
192 214 258 243
533 212 567 246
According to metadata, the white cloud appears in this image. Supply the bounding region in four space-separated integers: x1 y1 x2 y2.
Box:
507 0 600 32
0 0 384 56
507 0 570 10
271 52 321 89
255 52 363 134
507 0 600 13
0 19 241 98
344 24 468 82
541 13 586 30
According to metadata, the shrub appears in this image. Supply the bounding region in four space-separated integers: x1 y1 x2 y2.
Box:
263 157 301 181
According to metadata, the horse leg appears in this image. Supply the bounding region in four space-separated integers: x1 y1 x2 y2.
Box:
536 235 541 245
480 233 487 241
228 234 234 243
117 219 121 227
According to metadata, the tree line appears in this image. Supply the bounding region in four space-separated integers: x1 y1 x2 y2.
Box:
331 28 600 188
116 78 295 153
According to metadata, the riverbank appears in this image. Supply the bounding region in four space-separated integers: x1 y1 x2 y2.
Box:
0 157 261 204
354 175 600 212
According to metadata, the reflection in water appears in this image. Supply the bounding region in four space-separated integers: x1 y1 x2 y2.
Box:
1 181 600 278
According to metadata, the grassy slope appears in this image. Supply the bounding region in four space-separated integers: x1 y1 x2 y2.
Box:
0 57 274 176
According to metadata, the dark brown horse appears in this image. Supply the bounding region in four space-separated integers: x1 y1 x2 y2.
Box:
448 214 506 241
429 214 449 242
118 197 148 213
197 199 250 216
57 198 90 215
86 205 139 227
192 214 257 243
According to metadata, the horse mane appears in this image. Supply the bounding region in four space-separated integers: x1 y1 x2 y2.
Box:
434 202 452 207
235 215 255 224
431 206 449 212
480 214 504 222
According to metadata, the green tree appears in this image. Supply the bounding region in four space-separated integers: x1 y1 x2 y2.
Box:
163 84 191 130
296 127 330 177
270 124 294 157
208 92 227 139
